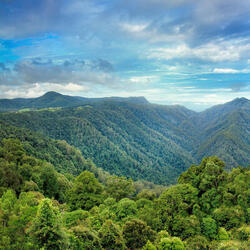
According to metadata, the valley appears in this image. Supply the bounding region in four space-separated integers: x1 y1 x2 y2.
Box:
1 92 249 185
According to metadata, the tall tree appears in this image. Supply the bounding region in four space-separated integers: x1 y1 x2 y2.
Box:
123 218 156 249
28 198 68 249
99 220 125 249
67 171 103 210
105 175 135 201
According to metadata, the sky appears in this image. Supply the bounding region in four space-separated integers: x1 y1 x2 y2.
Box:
0 0 250 110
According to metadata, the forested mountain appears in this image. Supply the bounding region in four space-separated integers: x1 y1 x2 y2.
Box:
0 122 163 193
193 98 250 168
0 121 100 177
198 97 249 126
0 138 249 249
0 93 249 185
0 93 249 249
0 103 195 185
0 91 148 111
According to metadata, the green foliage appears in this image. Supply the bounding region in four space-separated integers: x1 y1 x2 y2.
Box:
0 101 197 185
178 156 226 190
0 123 105 178
31 163 60 198
0 140 24 194
136 189 157 201
0 130 249 250
178 156 229 214
69 225 101 250
0 235 11 250
0 189 17 214
172 215 201 239
0 189 17 227
1 95 249 186
157 237 185 250
22 180 39 192
1 138 25 164
6 193 39 247
0 138 73 202
105 175 135 201
156 183 198 232
115 198 137 221
234 225 250 241
143 240 157 250
123 218 156 249
98 219 125 249
136 198 153 210
155 230 170 245
28 198 68 249
67 171 103 210
216 240 250 250
213 206 245 230
63 210 89 228
201 217 218 239
185 235 209 250
217 227 230 241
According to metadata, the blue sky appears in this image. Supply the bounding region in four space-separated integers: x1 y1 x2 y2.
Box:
0 0 250 110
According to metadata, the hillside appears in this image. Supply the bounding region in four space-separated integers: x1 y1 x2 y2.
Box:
0 139 249 249
0 122 163 192
0 91 148 111
194 98 250 169
0 121 105 177
0 102 195 185
0 93 249 185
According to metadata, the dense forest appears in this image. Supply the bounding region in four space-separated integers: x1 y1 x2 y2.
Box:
0 137 249 249
0 92 249 185
1 0 250 248
0 93 249 249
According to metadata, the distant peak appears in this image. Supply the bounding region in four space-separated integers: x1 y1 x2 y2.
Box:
43 91 61 96
128 96 149 104
235 97 248 101
42 91 63 98
231 97 249 104
105 96 149 104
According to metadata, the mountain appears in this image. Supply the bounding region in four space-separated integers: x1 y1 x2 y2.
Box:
0 91 148 111
196 97 250 128
194 97 250 167
0 93 249 185
0 121 101 177
0 101 195 184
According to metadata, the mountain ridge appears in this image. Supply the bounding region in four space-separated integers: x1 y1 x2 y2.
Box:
0 91 249 113
0 93 249 185
0 91 149 111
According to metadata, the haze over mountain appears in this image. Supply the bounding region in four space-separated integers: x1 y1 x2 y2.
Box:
0 92 249 185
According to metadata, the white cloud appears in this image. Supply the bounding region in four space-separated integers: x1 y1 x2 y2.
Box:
146 39 250 62
0 82 89 99
213 68 239 73
62 82 87 92
2 84 44 99
213 68 250 74
88 85 249 109
120 23 148 33
129 76 158 84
